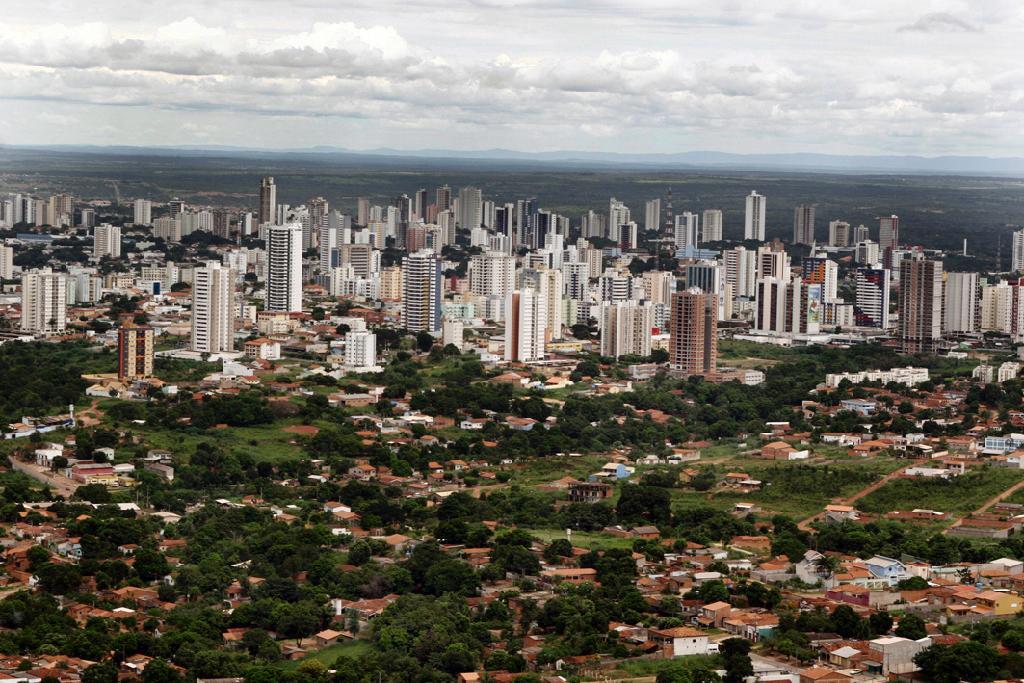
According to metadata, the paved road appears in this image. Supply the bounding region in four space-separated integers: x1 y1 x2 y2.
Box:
10 458 80 498
797 461 921 531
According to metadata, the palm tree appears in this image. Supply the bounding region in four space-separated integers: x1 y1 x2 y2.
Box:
813 553 841 580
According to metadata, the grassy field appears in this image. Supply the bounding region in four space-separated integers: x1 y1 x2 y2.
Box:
509 454 609 486
526 528 635 551
857 467 1024 516
670 458 906 520
284 640 373 670
130 420 314 463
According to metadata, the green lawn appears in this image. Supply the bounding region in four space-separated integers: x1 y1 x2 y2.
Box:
130 420 317 463
526 528 636 551
284 640 373 670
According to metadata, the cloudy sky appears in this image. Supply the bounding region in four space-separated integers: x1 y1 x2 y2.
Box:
0 0 1021 156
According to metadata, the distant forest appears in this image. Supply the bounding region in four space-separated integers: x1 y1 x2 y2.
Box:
2 147 1022 269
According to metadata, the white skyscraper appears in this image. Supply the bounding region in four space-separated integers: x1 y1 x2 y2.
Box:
723 246 757 298
470 252 515 299
133 199 152 226
505 288 548 362
702 209 723 243
854 267 891 329
644 199 661 232
1012 229 1024 274
0 244 13 280
93 224 121 259
265 223 304 313
191 262 234 353
609 198 631 239
944 271 979 335
744 191 766 241
674 212 699 250
20 268 67 335
402 250 442 333
344 329 377 369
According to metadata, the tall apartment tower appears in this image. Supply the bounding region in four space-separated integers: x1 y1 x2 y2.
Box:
94 224 121 259
133 199 152 226
117 324 154 380
436 185 453 212
854 267 891 328
191 262 234 353
944 271 979 334
20 268 67 335
402 249 442 333
674 212 699 250
258 177 277 226
669 288 718 375
744 191 766 241
457 187 482 230
644 199 661 232
0 244 12 280
828 220 851 247
899 255 943 353
879 215 900 251
702 209 723 243
265 224 303 312
600 300 654 358
1012 228 1024 273
792 204 816 245
505 288 548 362
470 251 515 299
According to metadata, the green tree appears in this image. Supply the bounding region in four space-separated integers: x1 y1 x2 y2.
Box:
895 614 927 640
82 663 119 683
720 638 753 683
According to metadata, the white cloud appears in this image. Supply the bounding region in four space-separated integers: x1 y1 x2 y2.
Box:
0 1 1020 154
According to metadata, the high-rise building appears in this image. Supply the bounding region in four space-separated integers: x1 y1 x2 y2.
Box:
93 224 121 259
436 185 453 212
344 330 377 368
879 215 899 251
191 262 234 353
600 300 654 358
469 252 515 299
402 250 442 333
0 244 12 280
505 288 548 362
793 205 816 245
801 257 839 302
944 271 979 334
258 177 277 226
1012 229 1024 273
213 210 231 239
855 240 880 265
702 209 723 243
756 244 790 281
319 213 351 272
133 199 152 226
854 267 891 329
754 277 817 335
723 246 757 298
669 289 717 375
674 212 699 250
744 191 766 241
20 268 67 335
899 255 943 353
356 197 370 226
609 198 630 239
79 208 96 229
538 267 564 341
828 220 851 247
457 187 482 230
265 224 304 313
644 199 661 232
117 324 154 380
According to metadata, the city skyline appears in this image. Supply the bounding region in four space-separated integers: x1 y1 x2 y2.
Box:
0 1 1021 156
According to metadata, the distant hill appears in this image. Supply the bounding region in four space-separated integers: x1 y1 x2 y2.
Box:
6 144 1024 176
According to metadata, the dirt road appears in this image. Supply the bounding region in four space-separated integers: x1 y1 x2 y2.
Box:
797 461 921 531
10 458 80 498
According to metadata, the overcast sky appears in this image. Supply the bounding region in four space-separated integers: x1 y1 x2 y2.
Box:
0 0 1021 156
